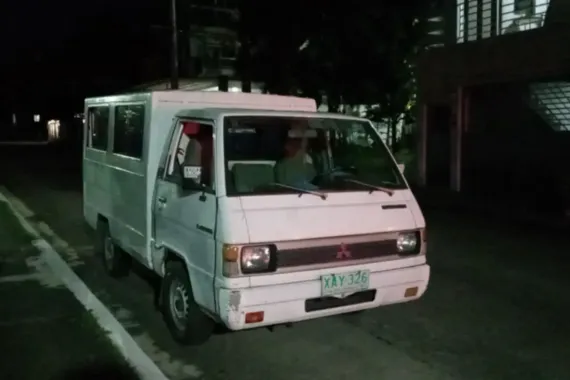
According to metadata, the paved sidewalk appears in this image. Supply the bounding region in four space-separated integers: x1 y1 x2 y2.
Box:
0 201 138 380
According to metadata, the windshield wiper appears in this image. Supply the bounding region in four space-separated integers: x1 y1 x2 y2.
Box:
268 182 328 200
342 179 394 196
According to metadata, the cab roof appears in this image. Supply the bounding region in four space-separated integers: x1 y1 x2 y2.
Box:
173 108 367 123
86 90 317 113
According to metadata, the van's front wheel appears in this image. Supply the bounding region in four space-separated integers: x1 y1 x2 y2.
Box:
161 261 214 345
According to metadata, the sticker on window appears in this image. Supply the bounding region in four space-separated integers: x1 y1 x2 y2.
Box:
183 166 202 179
229 128 256 134
288 128 317 138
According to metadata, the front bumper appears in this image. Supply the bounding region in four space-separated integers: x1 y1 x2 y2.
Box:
217 263 430 330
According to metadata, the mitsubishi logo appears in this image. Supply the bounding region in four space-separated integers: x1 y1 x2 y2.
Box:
336 243 352 259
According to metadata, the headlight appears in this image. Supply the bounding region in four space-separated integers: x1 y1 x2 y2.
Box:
397 232 419 254
240 245 274 274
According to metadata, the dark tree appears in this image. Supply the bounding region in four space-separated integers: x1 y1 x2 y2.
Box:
237 0 323 94
239 1 429 148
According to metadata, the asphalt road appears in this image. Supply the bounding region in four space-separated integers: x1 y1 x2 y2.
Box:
0 197 137 380
1 145 569 380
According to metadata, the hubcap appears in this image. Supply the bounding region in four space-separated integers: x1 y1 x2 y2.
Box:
169 279 189 331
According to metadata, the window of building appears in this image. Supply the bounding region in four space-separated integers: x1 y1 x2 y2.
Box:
456 0 549 43
502 0 548 34
86 106 109 150
113 104 145 159
456 0 481 42
514 0 534 13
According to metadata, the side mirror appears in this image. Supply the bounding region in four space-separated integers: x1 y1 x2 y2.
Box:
397 163 405 174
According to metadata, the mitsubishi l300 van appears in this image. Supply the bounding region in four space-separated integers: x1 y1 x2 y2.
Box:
83 91 429 345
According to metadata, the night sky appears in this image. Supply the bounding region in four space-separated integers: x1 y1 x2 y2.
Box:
0 0 165 113
0 0 420 116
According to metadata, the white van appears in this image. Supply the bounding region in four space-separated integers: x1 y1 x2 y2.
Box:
83 91 429 345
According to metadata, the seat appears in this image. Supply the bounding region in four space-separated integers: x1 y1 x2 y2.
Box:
274 153 316 186
231 163 275 193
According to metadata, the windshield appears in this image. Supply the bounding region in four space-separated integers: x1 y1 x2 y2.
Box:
223 115 407 197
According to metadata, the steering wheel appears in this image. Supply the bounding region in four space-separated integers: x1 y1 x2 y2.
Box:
311 165 357 186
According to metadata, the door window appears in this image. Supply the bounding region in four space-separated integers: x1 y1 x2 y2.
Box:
166 120 214 191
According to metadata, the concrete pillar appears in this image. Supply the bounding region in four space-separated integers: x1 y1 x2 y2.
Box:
218 75 229 92
450 87 465 192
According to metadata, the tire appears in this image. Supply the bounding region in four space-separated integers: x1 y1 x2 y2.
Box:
96 219 131 278
161 260 214 345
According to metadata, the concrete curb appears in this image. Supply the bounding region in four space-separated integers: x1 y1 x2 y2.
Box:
0 186 169 380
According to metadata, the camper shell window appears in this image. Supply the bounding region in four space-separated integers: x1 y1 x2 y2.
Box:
113 104 145 159
86 106 109 150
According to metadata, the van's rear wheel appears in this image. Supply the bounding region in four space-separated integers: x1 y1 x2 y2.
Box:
96 219 131 278
161 260 214 345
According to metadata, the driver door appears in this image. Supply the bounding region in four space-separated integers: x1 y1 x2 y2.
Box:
153 119 217 312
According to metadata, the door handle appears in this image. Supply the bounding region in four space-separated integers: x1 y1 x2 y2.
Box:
196 224 213 235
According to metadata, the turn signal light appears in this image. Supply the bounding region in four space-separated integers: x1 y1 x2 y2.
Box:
404 287 419 298
245 311 264 324
223 244 240 262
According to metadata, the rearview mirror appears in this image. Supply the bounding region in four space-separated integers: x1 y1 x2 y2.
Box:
397 163 405 174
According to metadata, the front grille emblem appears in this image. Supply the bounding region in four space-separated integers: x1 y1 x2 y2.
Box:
336 243 352 259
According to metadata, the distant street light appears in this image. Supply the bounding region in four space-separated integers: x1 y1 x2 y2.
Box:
170 0 179 90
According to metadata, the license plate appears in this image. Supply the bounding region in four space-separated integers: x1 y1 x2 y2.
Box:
321 270 370 296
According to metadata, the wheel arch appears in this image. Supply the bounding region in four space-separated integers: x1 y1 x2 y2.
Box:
160 247 207 310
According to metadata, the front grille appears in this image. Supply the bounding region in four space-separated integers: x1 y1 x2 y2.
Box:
277 240 397 269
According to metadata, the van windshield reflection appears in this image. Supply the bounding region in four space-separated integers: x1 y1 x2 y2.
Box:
223 115 407 197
